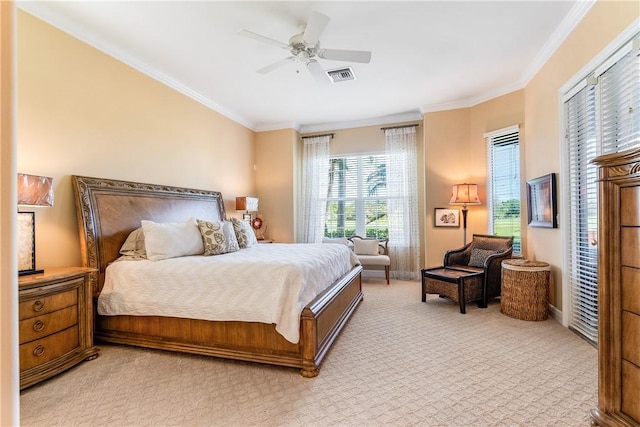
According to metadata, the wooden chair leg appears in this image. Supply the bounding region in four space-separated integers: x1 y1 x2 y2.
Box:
385 266 390 285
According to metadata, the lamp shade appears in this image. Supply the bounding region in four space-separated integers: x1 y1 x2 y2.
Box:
449 183 481 206
235 196 259 212
18 173 54 207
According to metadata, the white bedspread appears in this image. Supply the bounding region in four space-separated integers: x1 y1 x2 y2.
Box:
98 243 359 343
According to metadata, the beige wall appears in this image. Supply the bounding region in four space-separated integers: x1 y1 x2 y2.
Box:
423 108 471 267
1 2 19 424
17 11 256 269
255 128 298 243
524 0 638 309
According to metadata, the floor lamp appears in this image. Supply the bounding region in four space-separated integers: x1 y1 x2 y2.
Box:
449 183 481 246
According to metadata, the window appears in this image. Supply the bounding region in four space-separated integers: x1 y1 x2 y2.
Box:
323 154 388 239
562 33 639 345
486 126 521 254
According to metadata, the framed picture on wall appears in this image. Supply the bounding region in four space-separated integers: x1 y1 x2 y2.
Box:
434 208 460 227
527 173 558 228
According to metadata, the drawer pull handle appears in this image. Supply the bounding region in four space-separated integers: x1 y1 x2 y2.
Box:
32 300 45 312
33 320 45 332
33 345 45 357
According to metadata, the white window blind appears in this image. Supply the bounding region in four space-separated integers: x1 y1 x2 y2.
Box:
486 127 521 253
565 83 599 343
324 154 389 239
563 35 639 345
600 42 640 153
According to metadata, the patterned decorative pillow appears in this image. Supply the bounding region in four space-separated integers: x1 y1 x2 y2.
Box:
468 248 498 268
230 217 258 248
196 220 239 256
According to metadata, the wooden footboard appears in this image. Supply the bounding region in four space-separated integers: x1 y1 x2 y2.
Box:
95 266 362 377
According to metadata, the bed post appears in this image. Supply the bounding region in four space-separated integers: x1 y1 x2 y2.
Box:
300 314 319 378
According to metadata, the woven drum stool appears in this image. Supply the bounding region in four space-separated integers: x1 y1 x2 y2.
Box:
501 259 551 321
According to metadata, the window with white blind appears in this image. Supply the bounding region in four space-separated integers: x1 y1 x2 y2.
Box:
486 126 521 254
324 154 389 239
563 33 639 345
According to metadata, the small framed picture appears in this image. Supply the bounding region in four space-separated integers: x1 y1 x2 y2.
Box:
434 208 460 227
242 213 252 221
527 173 557 228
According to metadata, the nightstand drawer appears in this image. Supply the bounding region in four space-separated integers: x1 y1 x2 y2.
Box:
19 305 78 344
20 325 79 370
19 287 78 320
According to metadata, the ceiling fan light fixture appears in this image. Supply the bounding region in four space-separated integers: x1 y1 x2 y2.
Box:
326 67 356 83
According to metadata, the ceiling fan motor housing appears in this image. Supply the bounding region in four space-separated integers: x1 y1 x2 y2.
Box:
289 33 319 59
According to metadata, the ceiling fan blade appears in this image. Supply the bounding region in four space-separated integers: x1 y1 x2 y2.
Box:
302 11 330 46
307 60 329 84
318 49 372 63
257 57 294 74
238 29 290 50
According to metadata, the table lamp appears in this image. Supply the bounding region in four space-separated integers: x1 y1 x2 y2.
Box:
18 173 54 276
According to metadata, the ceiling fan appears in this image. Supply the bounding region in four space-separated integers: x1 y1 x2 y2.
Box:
239 11 372 83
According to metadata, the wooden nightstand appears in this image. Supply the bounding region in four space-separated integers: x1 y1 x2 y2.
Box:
19 267 99 389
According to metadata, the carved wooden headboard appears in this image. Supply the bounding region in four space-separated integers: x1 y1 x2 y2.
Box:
72 175 226 294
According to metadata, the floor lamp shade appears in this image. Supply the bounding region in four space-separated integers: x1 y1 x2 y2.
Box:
18 174 54 276
449 183 481 206
449 183 481 245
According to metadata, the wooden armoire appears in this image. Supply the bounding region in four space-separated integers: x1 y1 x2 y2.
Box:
591 148 640 426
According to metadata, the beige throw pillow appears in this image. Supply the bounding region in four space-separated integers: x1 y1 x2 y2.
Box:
119 227 147 258
353 239 379 255
140 218 204 261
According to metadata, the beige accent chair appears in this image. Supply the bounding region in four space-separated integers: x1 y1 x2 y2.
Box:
348 236 391 285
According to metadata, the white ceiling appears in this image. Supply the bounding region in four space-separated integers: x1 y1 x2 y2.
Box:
18 1 593 133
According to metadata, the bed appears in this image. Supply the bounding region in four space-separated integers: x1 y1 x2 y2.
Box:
72 175 363 377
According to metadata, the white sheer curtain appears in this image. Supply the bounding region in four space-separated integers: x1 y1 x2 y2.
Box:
385 126 420 280
298 135 331 243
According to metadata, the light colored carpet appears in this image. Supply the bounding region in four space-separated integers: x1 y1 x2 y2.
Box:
20 279 597 427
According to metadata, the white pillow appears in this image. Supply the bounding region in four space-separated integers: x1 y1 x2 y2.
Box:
141 218 204 261
196 220 240 256
353 239 380 255
119 227 147 258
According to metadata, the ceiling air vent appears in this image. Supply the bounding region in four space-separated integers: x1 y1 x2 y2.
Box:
326 67 356 83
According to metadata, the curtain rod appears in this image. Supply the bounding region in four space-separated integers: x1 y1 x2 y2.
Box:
301 133 335 139
380 124 420 131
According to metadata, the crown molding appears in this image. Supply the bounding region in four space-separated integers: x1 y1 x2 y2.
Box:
254 121 301 133
298 111 423 134
520 0 596 87
420 80 523 113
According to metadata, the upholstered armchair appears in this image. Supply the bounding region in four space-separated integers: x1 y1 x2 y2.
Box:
444 234 513 307
347 236 391 284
